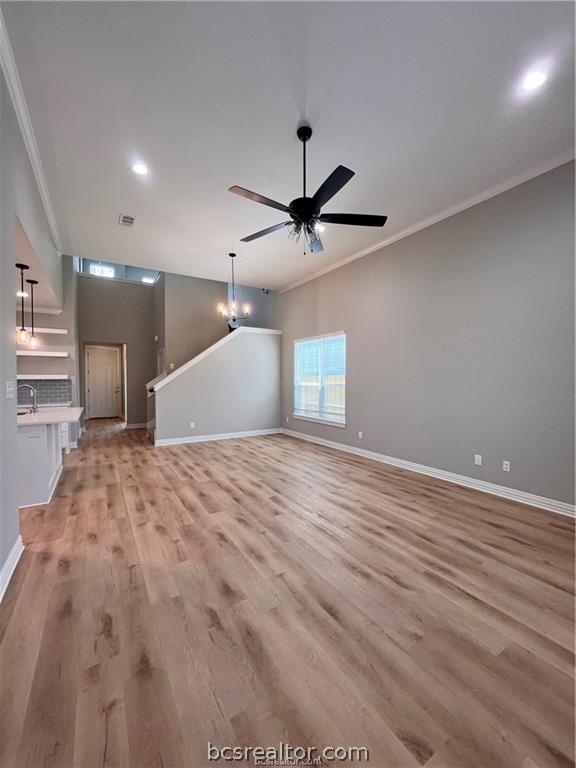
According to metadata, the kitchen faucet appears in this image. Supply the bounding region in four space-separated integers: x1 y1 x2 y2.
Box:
17 384 38 413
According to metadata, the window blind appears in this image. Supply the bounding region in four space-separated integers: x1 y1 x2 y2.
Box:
294 333 346 424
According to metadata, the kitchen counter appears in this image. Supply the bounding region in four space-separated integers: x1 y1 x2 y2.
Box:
17 407 83 507
17 406 83 426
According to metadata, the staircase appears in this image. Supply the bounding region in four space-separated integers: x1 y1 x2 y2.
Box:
146 327 282 446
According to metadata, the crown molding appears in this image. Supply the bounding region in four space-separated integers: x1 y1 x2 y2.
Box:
279 150 574 294
0 9 62 253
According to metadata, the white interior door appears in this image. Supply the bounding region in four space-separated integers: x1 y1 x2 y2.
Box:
86 346 121 418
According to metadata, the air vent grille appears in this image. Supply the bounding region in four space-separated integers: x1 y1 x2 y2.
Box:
118 214 135 227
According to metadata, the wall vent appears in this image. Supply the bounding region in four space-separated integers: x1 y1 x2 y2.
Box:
118 214 135 227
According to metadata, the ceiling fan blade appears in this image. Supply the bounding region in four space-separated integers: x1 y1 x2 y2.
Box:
240 221 292 242
318 213 388 227
312 166 355 209
229 185 290 213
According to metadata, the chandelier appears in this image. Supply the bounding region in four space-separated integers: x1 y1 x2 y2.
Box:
217 253 251 329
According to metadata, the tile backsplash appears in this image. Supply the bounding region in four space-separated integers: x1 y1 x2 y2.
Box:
18 379 72 405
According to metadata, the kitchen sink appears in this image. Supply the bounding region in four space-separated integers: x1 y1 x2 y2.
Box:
17 408 31 415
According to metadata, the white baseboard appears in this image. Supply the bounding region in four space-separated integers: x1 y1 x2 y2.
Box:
0 535 24 604
126 423 147 430
155 428 282 447
281 429 575 518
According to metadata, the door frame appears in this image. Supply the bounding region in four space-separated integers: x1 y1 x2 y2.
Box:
84 343 123 420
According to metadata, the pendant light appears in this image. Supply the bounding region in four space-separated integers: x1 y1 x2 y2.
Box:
217 253 251 330
26 278 39 349
15 263 30 345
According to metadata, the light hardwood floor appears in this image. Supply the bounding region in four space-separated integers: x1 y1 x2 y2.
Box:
0 420 573 768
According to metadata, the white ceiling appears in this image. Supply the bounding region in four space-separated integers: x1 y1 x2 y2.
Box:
3 2 574 291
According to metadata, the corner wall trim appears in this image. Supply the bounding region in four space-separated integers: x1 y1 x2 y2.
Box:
155 428 282 447
0 535 24 604
153 327 282 392
19 462 63 509
281 429 575 518
0 10 62 252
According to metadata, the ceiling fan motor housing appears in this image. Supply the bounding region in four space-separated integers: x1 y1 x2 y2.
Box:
289 196 319 225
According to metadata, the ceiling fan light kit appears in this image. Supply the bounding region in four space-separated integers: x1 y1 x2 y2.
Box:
229 124 388 254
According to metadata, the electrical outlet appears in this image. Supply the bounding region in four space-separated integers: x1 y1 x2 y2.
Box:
474 454 482 466
358 431 363 440
169 363 175 370
190 422 196 430
502 460 511 472
5 381 15 399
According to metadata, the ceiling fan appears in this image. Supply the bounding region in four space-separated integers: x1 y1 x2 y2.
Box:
229 124 388 254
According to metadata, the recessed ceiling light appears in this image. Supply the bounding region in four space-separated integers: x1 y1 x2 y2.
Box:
132 162 148 176
522 68 548 92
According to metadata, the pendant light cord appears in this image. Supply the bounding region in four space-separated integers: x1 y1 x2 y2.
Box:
20 268 25 330
30 282 34 337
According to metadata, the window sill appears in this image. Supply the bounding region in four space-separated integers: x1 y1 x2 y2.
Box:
292 414 346 429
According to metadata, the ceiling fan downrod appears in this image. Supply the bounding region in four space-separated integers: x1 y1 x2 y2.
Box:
297 124 312 199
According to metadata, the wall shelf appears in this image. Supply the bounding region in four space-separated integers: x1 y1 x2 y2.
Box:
16 327 68 335
17 374 70 380
17 351 68 357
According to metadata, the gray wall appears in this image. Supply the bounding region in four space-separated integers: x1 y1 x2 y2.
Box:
160 273 278 372
78 276 156 425
0 69 61 568
164 273 228 370
155 330 281 441
277 163 575 504
232 284 278 331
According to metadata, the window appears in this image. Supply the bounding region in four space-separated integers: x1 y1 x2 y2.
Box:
294 333 346 426
80 259 159 284
89 263 115 278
